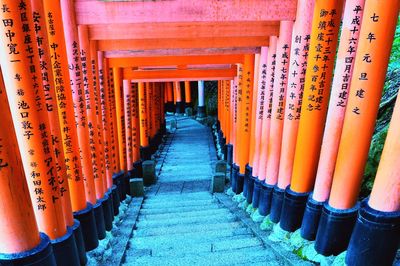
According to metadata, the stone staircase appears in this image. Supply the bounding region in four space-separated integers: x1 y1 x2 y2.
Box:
120 116 290 265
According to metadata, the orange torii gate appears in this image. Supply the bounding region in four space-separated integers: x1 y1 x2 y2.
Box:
0 0 399 266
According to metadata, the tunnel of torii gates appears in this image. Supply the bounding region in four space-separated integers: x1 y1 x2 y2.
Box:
0 0 399 265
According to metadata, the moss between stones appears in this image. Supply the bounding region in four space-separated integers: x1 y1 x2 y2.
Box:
238 200 249 210
226 187 235 197
232 192 245 203
250 209 265 222
260 216 275 231
246 204 256 215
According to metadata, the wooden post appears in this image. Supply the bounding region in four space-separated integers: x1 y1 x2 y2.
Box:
60 0 99 251
280 0 344 232
253 37 277 209
316 0 399 256
271 0 315 223
0 70 55 264
301 0 364 240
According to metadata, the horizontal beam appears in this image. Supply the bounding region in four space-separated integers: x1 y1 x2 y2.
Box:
104 47 261 57
122 66 237 80
88 21 279 40
98 36 269 51
75 0 297 25
108 55 245 68
131 77 233 82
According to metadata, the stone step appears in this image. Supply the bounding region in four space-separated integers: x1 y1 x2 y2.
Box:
139 208 231 221
143 191 212 202
136 212 236 228
133 221 243 237
145 236 263 257
130 231 254 251
123 246 281 266
139 203 221 215
141 198 216 209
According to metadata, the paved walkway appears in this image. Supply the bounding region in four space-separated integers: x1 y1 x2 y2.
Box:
121 116 287 265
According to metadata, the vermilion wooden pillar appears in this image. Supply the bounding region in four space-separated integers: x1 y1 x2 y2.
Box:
138 82 151 160
0 1 82 264
244 53 260 201
0 69 55 265
197 81 206 118
316 0 399 256
301 0 364 241
78 26 107 240
271 0 315 223
60 0 99 251
252 37 277 209
260 21 293 217
280 0 344 233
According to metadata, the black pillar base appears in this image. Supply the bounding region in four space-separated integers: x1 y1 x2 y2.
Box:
346 199 400 266
113 171 126 202
73 203 99 252
243 164 251 199
133 160 143 179
222 139 227 161
300 196 324 240
175 101 184 114
315 202 359 256
269 186 285 223
72 219 87 266
111 185 120 216
0 233 56 266
140 145 151 161
246 175 255 205
252 178 261 208
166 101 174 113
226 144 233 165
93 200 106 240
102 191 113 231
236 173 245 194
258 183 274 216
51 227 80 266
230 163 239 193
197 106 206 118
279 187 309 232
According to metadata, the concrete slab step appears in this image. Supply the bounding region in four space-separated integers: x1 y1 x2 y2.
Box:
123 246 281 266
133 221 243 237
143 191 212 202
141 198 216 209
144 236 263 257
136 212 236 228
129 232 254 251
138 203 221 215
138 208 231 221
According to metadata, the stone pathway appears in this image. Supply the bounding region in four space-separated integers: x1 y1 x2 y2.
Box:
120 116 290 265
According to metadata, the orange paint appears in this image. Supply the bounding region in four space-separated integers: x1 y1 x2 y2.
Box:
98 52 114 189
146 83 154 138
0 0 67 239
0 70 41 253
265 21 294 186
290 0 344 193
166 82 173 102
312 0 365 202
123 80 134 171
43 0 87 212
138 82 150 147
224 81 231 144
31 0 74 227
277 0 315 190
131 82 141 162
257 37 277 181
78 25 105 200
61 0 97 205
369 87 400 212
251 47 268 178
329 0 399 209
248 54 260 167
113 67 127 172
237 55 255 174
174 81 182 102
231 78 239 164
184 81 191 103
90 41 107 194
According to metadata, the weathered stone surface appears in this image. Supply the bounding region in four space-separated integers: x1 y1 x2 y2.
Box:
211 173 225 192
142 160 156 186
215 160 227 173
129 178 144 197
